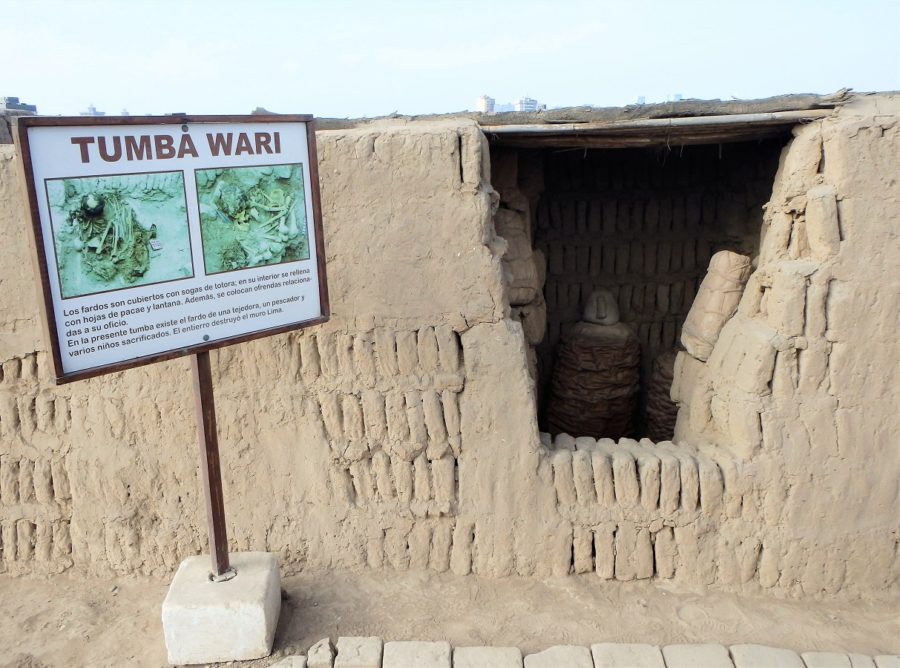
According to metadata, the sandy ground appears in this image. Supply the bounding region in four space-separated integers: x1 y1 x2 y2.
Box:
0 570 897 667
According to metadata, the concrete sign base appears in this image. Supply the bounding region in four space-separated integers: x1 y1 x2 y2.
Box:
161 552 281 665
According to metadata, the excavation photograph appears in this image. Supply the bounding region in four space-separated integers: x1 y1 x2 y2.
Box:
46 172 193 298
196 164 310 275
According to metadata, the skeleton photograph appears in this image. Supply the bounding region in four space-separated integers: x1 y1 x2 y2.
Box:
195 163 310 275
45 171 194 299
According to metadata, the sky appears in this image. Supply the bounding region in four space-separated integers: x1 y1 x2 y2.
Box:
2 0 899 118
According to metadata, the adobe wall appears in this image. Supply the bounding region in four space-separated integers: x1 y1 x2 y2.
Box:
0 119 520 579
485 96 898 598
0 99 897 600
671 94 900 596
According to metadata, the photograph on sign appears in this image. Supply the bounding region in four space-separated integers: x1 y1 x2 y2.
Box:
196 163 310 274
45 171 193 298
15 116 328 383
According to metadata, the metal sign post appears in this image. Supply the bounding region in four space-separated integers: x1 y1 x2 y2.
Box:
191 350 234 580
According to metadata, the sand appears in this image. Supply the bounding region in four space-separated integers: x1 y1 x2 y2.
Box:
0 569 897 667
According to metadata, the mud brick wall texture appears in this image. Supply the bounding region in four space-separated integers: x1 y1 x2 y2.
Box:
1 99 898 600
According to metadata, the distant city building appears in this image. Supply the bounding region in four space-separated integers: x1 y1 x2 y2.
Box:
476 95 495 113
1 96 37 113
515 97 538 112
477 95 545 113
637 95 646 105
80 104 105 117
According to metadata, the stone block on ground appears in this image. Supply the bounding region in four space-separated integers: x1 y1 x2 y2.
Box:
454 646 523 667
802 652 852 668
161 552 281 665
524 645 592 668
383 640 451 668
663 644 734 668
848 655 876 668
592 643 665 668
308 637 335 668
335 636 383 668
874 657 900 668
272 657 309 668
731 644 805 668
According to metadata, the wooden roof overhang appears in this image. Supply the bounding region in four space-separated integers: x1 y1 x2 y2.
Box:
481 109 832 149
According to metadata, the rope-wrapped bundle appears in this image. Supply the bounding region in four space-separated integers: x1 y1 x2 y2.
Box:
645 350 678 442
545 322 640 439
681 250 752 361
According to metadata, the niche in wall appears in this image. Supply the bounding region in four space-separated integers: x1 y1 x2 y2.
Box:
491 137 788 441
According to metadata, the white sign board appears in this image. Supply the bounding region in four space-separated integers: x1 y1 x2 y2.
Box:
14 115 328 382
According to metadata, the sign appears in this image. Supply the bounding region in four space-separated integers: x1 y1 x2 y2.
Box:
14 115 329 383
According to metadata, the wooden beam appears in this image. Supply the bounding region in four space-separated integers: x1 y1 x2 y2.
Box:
482 110 830 149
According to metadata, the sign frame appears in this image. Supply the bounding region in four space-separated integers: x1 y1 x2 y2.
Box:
13 114 330 385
